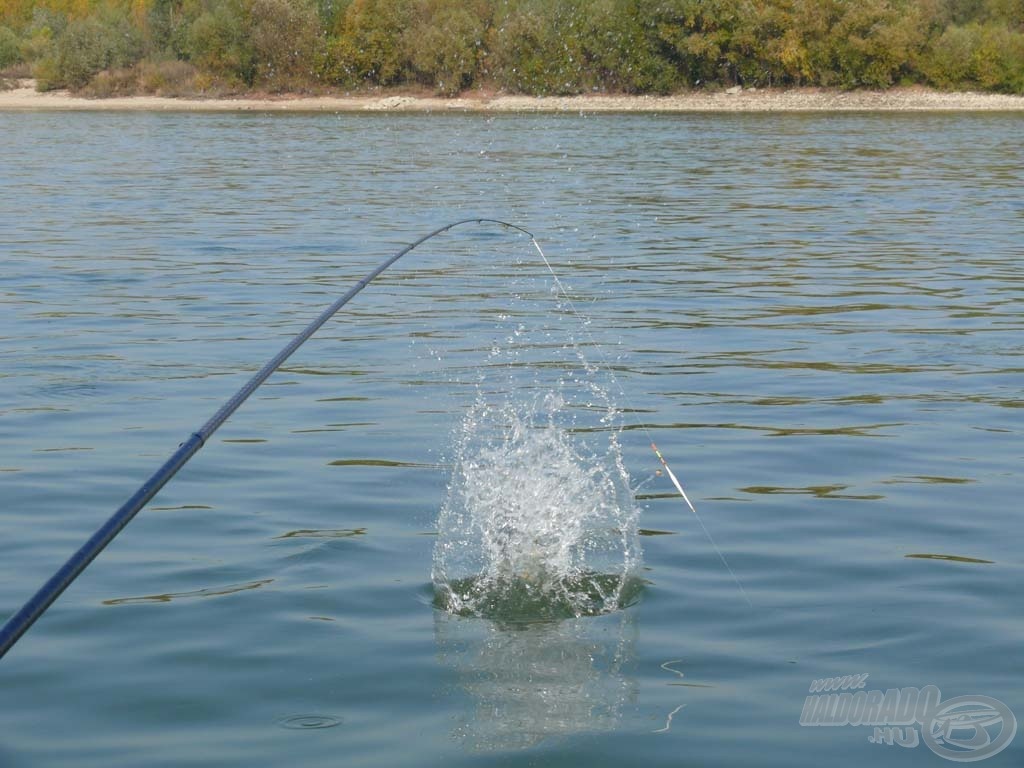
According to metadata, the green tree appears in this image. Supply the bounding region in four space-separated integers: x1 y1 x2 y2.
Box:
569 0 680 93
405 0 487 94
36 10 143 89
488 0 599 94
315 0 352 32
249 0 324 88
982 0 1024 26
330 0 413 86
924 21 1024 90
145 0 204 57
633 0 745 87
828 0 931 87
0 27 21 68
185 0 254 85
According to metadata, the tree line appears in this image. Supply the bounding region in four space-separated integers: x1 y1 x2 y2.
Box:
1 0 1022 96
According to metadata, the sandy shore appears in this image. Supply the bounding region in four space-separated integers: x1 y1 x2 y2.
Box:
2 79 1023 112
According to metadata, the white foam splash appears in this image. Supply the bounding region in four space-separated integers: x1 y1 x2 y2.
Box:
432 383 642 620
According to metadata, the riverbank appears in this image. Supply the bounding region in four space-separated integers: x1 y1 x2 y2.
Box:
2 80 1024 112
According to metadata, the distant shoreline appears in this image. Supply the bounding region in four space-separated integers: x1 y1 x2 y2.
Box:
2 80 1024 113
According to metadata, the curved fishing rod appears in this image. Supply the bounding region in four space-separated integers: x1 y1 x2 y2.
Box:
0 218 534 661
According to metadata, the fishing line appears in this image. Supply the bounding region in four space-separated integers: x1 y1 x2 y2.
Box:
529 239 753 608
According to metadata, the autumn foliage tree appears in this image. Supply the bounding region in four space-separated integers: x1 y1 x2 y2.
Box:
2 0 1023 95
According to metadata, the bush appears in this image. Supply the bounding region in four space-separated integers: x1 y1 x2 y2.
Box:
488 1 591 94
330 0 413 86
635 0 742 88
972 24 1024 91
185 0 255 86
7 0 1024 96
26 11 67 89
724 0 803 87
924 21 1024 91
249 0 324 89
983 0 1024 27
35 13 143 90
0 26 21 69
76 57 199 97
79 65 137 96
405 0 487 94
145 0 201 59
138 57 199 94
924 21 977 83
313 0 352 35
569 0 680 94
829 0 931 88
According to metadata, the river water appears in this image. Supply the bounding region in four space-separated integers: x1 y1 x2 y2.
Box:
0 110 1021 766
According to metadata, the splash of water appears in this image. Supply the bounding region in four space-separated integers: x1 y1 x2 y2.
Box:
432 375 642 621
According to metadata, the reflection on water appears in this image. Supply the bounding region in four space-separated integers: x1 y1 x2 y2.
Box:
739 484 885 500
273 528 366 539
103 578 273 605
904 553 994 564
434 610 637 751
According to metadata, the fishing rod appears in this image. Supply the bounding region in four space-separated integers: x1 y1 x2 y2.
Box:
2 217 740 660
0 218 533 660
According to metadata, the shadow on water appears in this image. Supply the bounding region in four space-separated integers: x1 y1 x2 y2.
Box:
434 571 645 623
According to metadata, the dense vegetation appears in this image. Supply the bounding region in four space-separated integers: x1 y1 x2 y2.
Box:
1 0 1022 96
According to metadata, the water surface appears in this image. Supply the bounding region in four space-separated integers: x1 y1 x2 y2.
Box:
0 111 1021 766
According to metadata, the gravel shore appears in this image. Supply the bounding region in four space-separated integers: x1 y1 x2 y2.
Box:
2 80 1023 112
